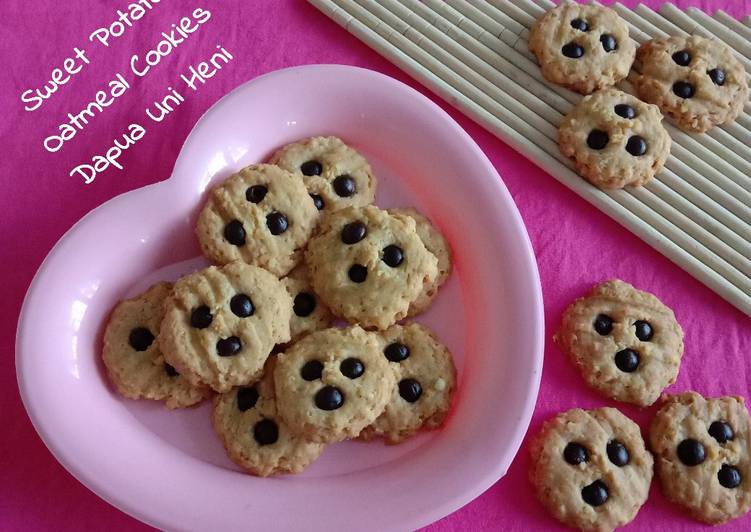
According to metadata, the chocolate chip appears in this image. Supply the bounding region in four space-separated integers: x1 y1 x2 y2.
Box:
164 362 179 377
301 360 323 381
382 245 404 267
677 438 706 466
615 349 640 372
581 480 609 506
614 104 636 119
315 385 344 410
128 327 154 351
570 18 589 32
399 378 423 403
310 194 325 210
600 34 617 52
384 342 410 362
266 212 288 235
673 81 695 98
341 221 367 244
253 418 279 445
293 293 316 317
191 305 213 329
607 440 630 467
593 314 613 335
333 175 356 197
587 129 609 150
246 185 267 203
562 42 584 58
301 160 322 176
708 68 726 86
340 357 364 379
216 336 242 357
633 320 653 341
672 50 691 66
626 136 647 156
237 386 259 411
718 464 742 488
224 220 246 246
348 264 367 283
230 294 254 318
709 421 734 444
564 442 589 465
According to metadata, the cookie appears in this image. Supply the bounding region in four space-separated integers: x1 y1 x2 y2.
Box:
529 407 653 532
196 163 319 277
212 358 325 476
528 2 636 94
359 322 456 444
558 88 671 189
555 279 684 406
268 136 376 213
102 282 211 408
388 208 452 316
282 265 334 342
274 326 394 443
650 392 751 524
305 205 439 330
635 35 749 133
159 261 292 392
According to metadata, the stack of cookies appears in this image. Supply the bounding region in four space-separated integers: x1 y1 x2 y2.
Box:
102 136 458 476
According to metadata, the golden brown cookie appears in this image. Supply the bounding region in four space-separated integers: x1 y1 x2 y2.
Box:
282 265 334 342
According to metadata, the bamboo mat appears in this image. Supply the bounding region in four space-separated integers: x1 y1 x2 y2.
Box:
308 0 751 316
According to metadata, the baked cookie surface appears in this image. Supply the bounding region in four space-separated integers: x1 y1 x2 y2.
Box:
529 407 653 532
555 279 684 406
282 265 334 342
529 2 636 94
650 392 751 524
558 88 671 189
103 282 211 408
196 163 319 277
635 35 749 132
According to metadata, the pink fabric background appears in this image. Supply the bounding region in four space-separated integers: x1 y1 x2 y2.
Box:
2 0 750 530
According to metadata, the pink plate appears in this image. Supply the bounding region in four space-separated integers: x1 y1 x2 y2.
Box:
16 65 543 531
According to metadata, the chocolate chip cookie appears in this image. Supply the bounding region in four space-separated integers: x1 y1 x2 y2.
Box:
196 163 319 277
529 2 636 94
103 282 211 408
635 35 749 133
269 136 376 212
282 265 334 342
359 322 456 444
650 392 751 524
159 261 292 393
305 205 438 330
274 326 394 443
529 407 653 531
558 88 671 189
555 279 684 406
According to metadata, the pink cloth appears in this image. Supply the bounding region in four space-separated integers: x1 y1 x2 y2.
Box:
2 0 750 529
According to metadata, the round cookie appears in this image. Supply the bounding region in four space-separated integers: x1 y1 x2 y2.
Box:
529 407 654 532
196 163 319 277
305 205 438 330
281 265 334 342
268 136 376 213
212 359 325 477
528 2 636 94
558 88 671 189
159 261 292 393
650 392 751 524
388 208 452 316
635 35 749 133
555 279 684 407
274 326 394 443
359 322 456 444
103 282 211 409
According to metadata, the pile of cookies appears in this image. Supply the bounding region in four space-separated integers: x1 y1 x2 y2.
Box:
528 279 751 530
529 2 749 189
102 136 457 476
